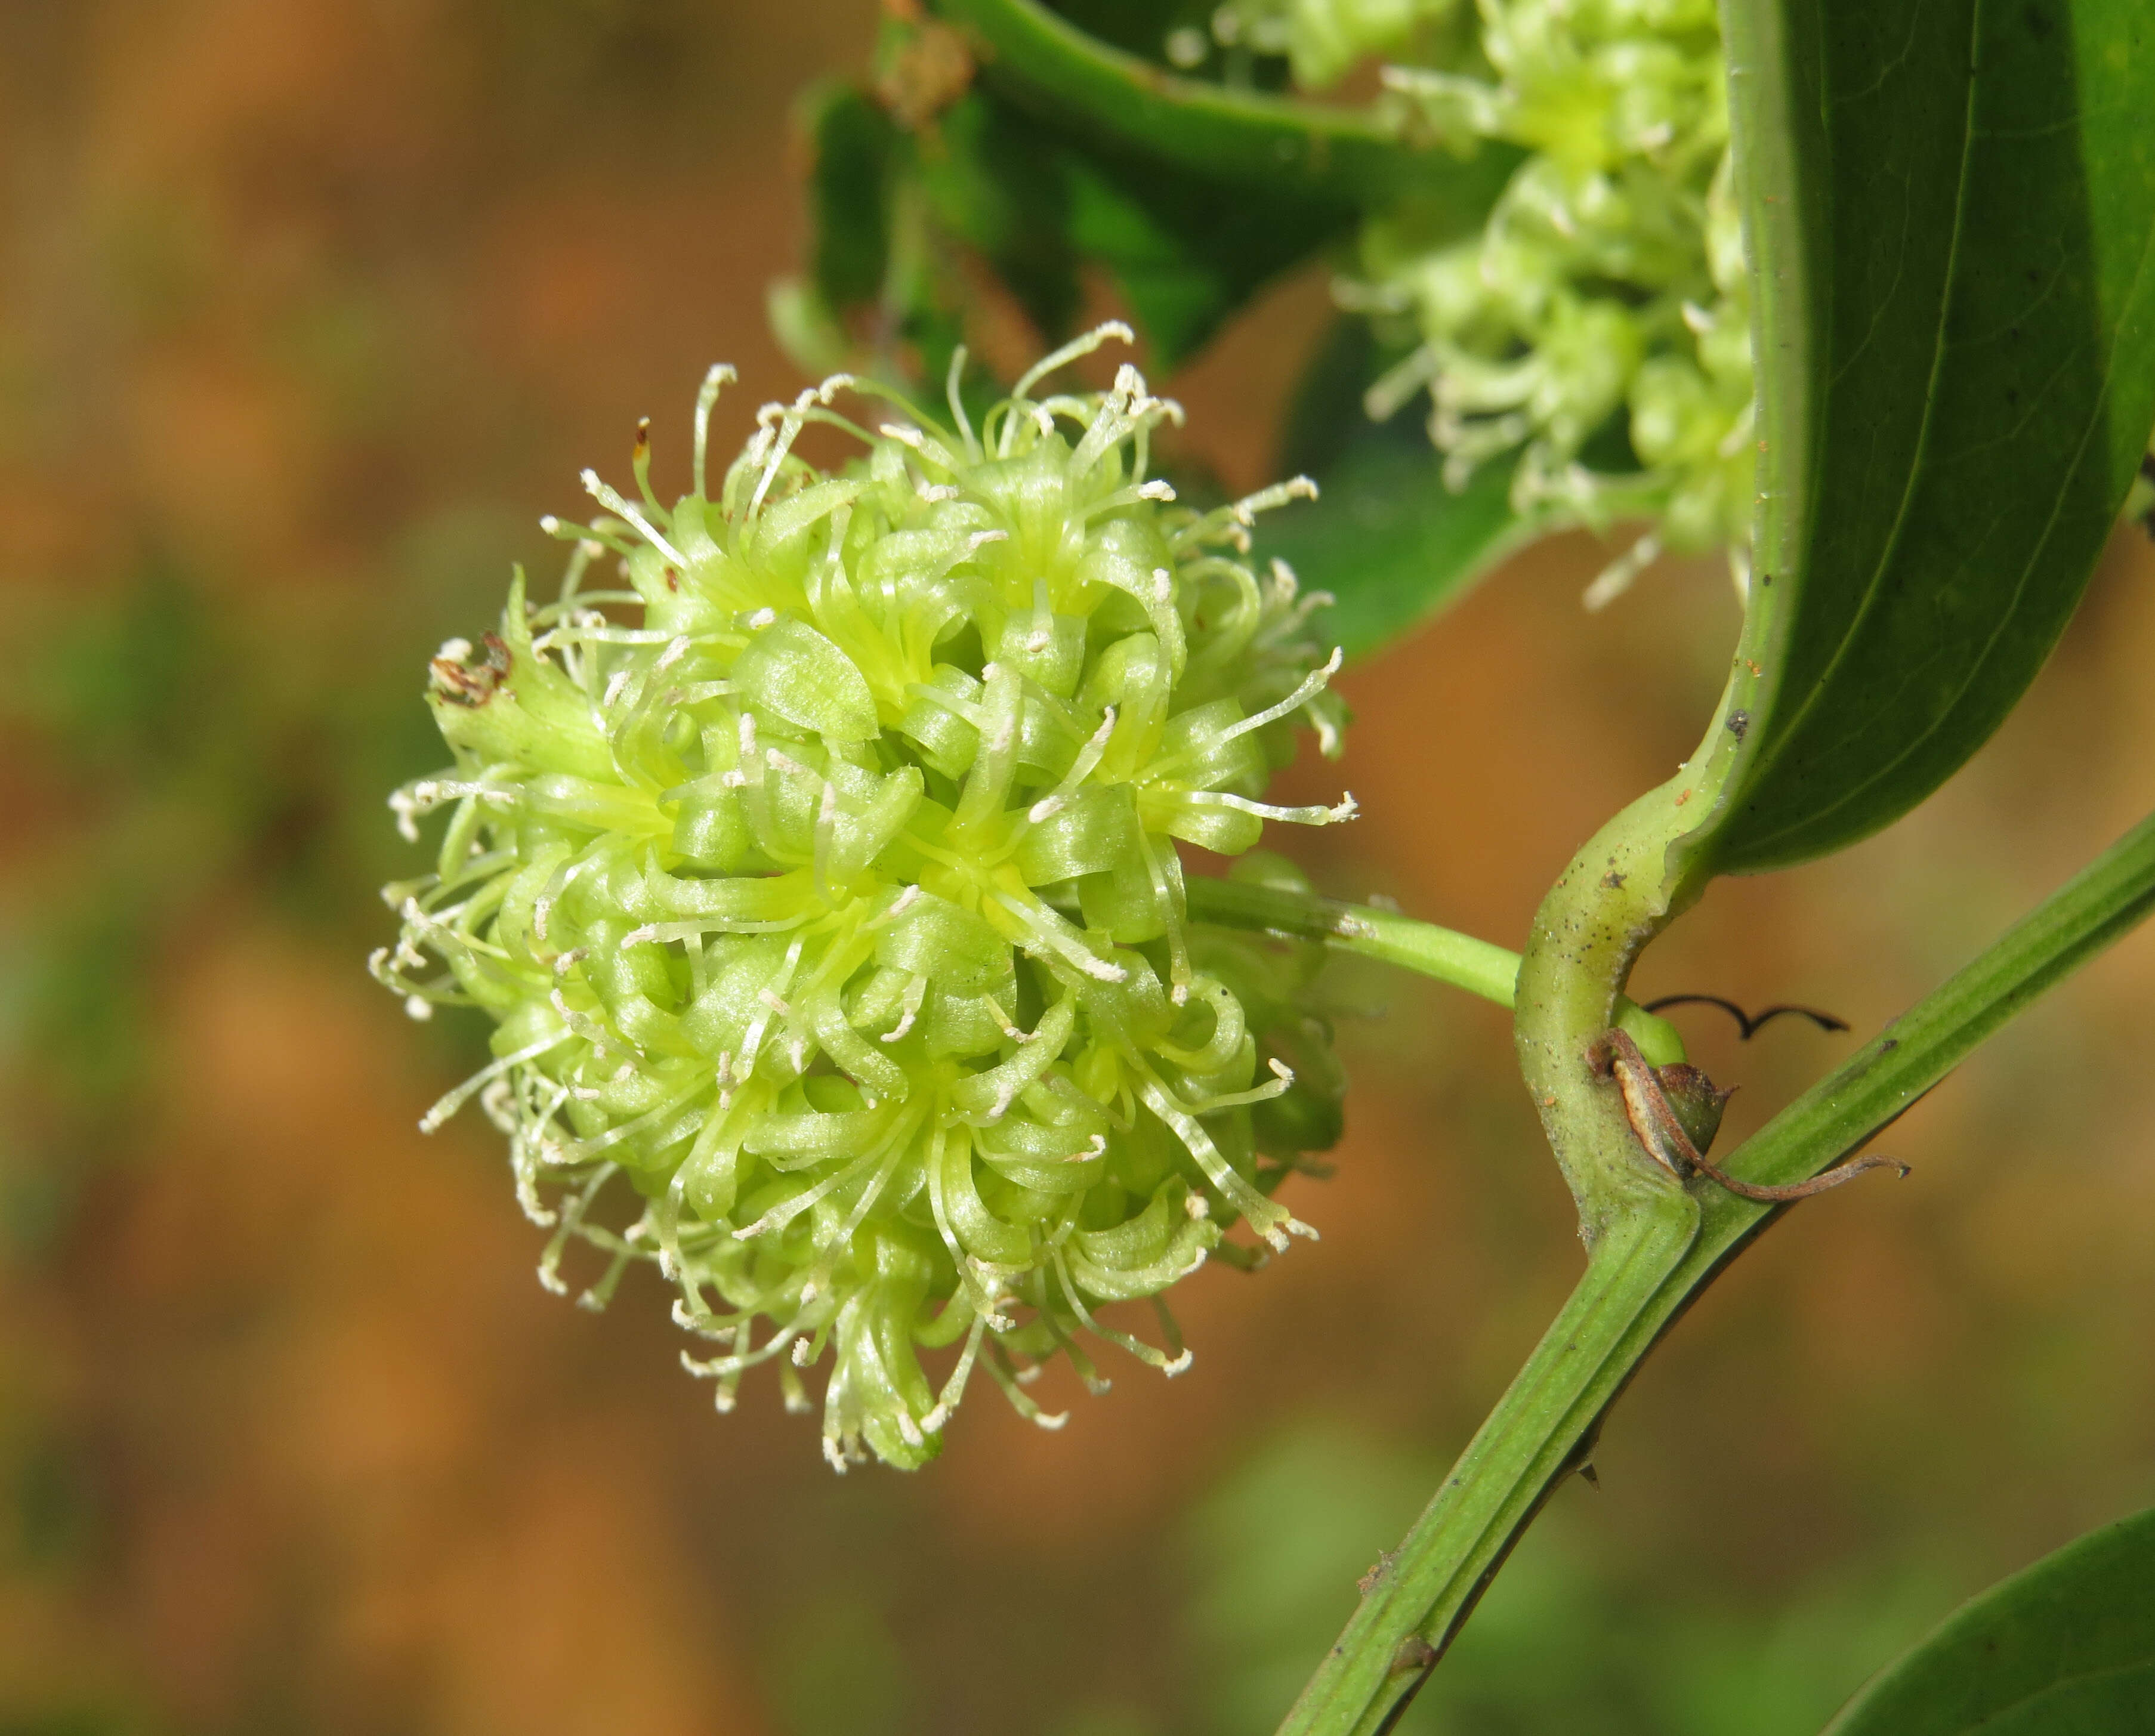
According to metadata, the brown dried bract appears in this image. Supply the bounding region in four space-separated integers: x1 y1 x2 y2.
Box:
428 632 511 708
1589 1028 1910 1204
877 20 974 134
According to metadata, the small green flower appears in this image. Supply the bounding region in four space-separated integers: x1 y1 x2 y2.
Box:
374 328 1353 1470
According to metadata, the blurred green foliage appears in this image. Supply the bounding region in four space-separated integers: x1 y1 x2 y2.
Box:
1184 1420 1947 1735
1 546 499 1238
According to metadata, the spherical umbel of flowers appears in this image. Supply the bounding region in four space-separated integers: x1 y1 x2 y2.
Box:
373 327 1354 1471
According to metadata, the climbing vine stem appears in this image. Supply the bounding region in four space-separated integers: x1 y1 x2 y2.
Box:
1274 804 2155 1734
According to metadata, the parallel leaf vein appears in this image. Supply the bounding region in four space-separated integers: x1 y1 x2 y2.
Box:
1730 0 1984 852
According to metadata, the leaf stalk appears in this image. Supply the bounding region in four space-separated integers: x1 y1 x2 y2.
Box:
1184 876 1685 1065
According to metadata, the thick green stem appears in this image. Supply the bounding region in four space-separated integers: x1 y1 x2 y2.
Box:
1185 876 1685 1065
1276 808 2155 1735
933 0 1521 212
1275 1204 1693 1736
1515 774 1713 1243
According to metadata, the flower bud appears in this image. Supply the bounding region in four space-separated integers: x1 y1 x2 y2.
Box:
375 330 1354 1469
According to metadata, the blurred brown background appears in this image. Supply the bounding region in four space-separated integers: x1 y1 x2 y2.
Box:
4 4 2154 1734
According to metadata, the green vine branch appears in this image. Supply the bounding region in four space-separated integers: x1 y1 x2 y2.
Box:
1274 804 2155 1734
931 0 1520 212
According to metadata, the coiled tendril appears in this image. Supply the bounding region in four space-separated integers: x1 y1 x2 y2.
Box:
373 326 1353 1469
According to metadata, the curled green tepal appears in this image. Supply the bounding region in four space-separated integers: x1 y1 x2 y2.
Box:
733 616 880 743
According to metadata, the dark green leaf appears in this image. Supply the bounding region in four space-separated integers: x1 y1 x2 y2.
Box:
1258 320 1524 661
799 82 899 314
918 93 1083 344
1058 149 1347 367
1261 436 1519 663
927 78 1343 367
783 78 1054 390
1686 0 2155 878
1822 1506 2155 1736
795 1 1516 381
788 70 1349 377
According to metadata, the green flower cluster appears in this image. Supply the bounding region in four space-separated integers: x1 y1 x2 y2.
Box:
1375 0 1749 601
373 328 1352 1471
1221 0 1752 603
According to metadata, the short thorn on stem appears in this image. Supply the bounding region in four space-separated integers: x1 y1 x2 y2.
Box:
1588 1028 1911 1203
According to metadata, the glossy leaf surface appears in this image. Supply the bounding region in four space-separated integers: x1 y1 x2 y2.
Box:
1259 322 1525 660
1691 0 2155 876
1054 143 1348 367
1261 434 1520 662
1823 1505 2155 1735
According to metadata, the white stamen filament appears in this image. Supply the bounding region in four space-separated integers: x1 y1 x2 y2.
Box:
693 362 736 498
581 469 690 569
